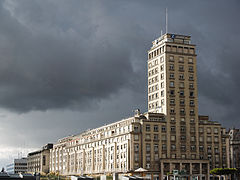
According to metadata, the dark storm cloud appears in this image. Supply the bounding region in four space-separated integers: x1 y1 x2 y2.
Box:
0 0 239 124
0 0 150 112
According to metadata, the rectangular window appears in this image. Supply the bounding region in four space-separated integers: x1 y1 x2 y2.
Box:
170 73 174 79
146 124 150 131
180 90 184 96
179 74 184 80
179 65 184 71
170 81 174 87
154 125 158 132
162 126 166 132
146 144 151 152
154 134 158 140
170 99 175 105
170 90 175 95
170 64 174 70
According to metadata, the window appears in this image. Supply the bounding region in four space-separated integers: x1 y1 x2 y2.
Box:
190 100 194 106
154 134 158 140
154 153 159 161
188 58 193 63
199 146 204 152
190 127 195 133
199 127 203 133
160 65 164 71
170 99 175 105
171 126 176 132
170 108 175 113
189 66 193 71
161 99 164 105
170 73 174 79
181 126 186 132
181 154 186 158
191 154 196 159
190 118 195 123
154 144 158 152
146 124 150 131
171 135 176 141
180 117 185 122
190 91 194 97
181 136 186 141
207 136 212 142
162 135 166 141
146 134 151 140
170 81 174 87
199 136 203 142
180 90 184 96
154 125 158 132
214 128 218 134
160 57 164 63
134 135 139 141
180 99 185 105
162 144 167 151
180 108 185 115
214 136 219 142
181 145 186 151
161 82 164 88
134 144 139 152
179 65 184 71
191 136 195 141
189 74 194 80
189 83 194 89
171 144 176 150
207 128 211 133
170 90 175 95
161 90 164 97
190 109 195 115
146 144 151 152
179 74 184 80
179 57 184 63
171 117 175 122
179 82 184 88
146 154 151 162
169 56 174 61
161 73 164 80
162 126 166 132
170 64 174 70
191 145 196 151
134 126 139 132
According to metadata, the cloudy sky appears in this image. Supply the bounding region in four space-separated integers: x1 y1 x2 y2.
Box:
0 0 239 168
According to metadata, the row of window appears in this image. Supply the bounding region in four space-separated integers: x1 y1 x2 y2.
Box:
148 47 165 60
148 57 164 69
169 56 194 64
169 72 194 80
170 99 195 106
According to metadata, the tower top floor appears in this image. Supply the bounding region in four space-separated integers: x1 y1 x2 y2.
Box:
150 33 193 50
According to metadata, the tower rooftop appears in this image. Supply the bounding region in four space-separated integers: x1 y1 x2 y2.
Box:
151 33 192 49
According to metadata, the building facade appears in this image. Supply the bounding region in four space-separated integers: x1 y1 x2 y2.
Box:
50 33 230 180
229 128 240 168
27 143 53 174
6 158 28 174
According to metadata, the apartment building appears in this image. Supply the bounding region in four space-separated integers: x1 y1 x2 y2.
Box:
27 143 53 174
50 33 230 180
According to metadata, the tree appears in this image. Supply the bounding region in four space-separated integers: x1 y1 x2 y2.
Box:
210 168 237 180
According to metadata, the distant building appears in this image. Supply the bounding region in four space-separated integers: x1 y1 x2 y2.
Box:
229 128 240 168
27 143 53 174
6 158 27 174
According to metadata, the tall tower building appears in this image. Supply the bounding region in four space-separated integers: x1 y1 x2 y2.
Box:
147 34 199 158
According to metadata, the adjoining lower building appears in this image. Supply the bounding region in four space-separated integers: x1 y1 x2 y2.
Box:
27 143 53 174
6 158 28 174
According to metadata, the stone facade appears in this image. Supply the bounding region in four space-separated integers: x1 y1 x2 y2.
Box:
27 143 53 174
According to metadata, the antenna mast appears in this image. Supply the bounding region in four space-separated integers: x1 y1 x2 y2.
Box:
166 8 168 34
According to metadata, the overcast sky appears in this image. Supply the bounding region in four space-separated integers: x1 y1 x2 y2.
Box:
0 0 239 168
